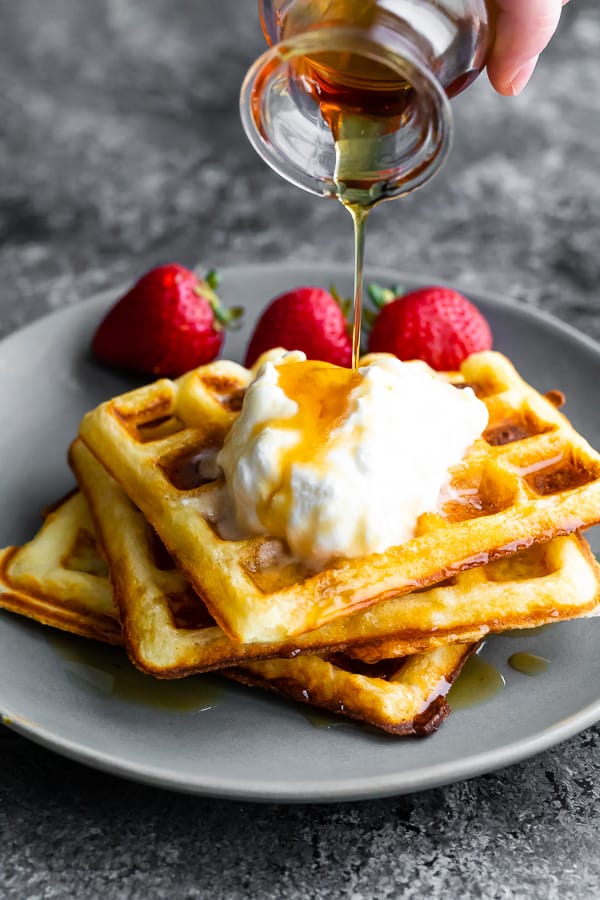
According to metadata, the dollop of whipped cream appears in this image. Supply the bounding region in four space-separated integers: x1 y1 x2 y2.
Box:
217 351 488 565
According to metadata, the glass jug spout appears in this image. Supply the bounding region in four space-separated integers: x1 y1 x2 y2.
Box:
240 0 492 207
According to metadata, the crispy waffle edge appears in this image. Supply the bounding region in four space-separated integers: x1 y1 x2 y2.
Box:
225 642 478 737
0 545 122 646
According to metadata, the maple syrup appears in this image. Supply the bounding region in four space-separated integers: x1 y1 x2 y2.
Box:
242 0 493 366
447 651 505 710
49 632 223 712
508 651 549 676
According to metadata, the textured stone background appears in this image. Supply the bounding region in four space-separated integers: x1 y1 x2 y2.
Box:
1 1 600 898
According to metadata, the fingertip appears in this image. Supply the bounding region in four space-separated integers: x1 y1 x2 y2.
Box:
508 56 539 96
487 52 541 97
488 0 564 97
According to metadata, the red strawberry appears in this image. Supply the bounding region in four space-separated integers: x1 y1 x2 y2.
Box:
245 286 352 367
367 285 492 370
92 264 243 377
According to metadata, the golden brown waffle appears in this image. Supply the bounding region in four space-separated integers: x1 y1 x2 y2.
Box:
227 644 475 736
349 536 600 662
0 467 473 736
78 350 600 644
71 440 600 674
71 438 247 676
0 492 121 644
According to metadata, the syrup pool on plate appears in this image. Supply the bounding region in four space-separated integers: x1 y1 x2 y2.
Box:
508 652 550 677
48 632 223 713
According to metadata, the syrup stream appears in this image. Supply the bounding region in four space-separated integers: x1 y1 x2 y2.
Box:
347 203 370 370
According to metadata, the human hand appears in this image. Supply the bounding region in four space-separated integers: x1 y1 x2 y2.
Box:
487 0 570 96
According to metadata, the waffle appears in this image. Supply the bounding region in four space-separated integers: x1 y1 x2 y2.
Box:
226 644 476 736
78 350 600 644
0 492 121 644
71 438 257 676
0 471 473 735
349 535 600 662
70 439 600 674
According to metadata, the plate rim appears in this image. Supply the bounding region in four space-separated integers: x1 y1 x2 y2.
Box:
4 688 600 803
2 260 600 803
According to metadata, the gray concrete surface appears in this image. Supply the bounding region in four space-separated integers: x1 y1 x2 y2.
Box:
1 1 600 898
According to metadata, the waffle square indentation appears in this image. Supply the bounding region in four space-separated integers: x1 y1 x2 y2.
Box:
524 452 600 497
160 442 222 491
166 587 216 630
484 410 554 447
243 539 312 593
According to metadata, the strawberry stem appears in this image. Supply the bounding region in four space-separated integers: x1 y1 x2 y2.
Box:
205 269 220 291
367 283 401 309
213 303 244 330
361 283 403 342
194 270 244 331
362 308 379 329
329 283 353 320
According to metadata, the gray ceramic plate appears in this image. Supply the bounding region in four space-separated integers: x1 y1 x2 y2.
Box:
1 262 600 803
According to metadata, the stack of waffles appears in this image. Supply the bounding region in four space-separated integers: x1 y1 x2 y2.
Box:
2 349 600 736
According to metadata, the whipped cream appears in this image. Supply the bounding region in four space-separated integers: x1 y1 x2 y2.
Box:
217 351 488 565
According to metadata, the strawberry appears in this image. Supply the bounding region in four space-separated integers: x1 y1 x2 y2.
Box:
92 264 243 377
367 284 492 370
245 286 352 367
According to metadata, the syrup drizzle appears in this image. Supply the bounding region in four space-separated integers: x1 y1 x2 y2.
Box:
255 360 361 537
276 360 361 452
347 203 370 370
48 632 223 713
447 652 506 710
508 651 549 676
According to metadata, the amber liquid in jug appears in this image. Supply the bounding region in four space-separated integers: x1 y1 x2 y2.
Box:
244 0 493 366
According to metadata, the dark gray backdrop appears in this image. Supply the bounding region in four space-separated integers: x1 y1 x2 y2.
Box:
1 2 599 898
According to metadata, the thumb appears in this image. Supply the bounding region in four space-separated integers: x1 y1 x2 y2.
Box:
487 0 568 96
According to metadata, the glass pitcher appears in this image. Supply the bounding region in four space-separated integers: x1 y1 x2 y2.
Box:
240 0 493 207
